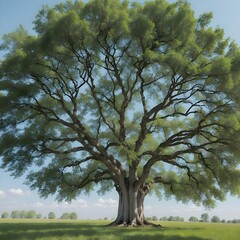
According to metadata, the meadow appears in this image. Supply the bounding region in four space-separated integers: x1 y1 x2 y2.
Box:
0 219 239 240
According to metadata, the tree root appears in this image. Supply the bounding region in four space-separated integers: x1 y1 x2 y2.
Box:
143 219 163 228
107 220 163 228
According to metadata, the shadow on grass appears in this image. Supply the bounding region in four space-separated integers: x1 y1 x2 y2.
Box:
0 221 210 240
125 236 207 240
0 222 95 240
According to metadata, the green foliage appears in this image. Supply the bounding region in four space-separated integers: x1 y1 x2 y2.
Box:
69 212 78 220
8 210 41 219
0 220 240 240
36 213 42 219
19 210 27 219
59 211 79 220
232 219 240 224
10 211 20 219
26 210 37 219
1 212 9 219
211 215 221 223
60 212 70 219
152 216 158 221
189 216 198 222
0 0 240 211
159 216 168 221
48 212 56 219
201 213 209 222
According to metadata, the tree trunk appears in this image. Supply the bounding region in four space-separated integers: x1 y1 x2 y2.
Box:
108 179 162 227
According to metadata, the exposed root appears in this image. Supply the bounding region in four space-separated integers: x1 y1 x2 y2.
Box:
107 220 164 228
143 219 163 228
106 220 128 227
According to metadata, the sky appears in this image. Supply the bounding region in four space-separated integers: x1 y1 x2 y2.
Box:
0 0 240 221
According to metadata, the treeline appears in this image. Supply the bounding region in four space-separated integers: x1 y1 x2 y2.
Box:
188 213 240 224
1 210 78 220
147 216 184 222
1 210 42 219
147 213 240 224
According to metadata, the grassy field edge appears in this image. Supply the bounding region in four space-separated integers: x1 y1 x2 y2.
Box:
0 219 239 240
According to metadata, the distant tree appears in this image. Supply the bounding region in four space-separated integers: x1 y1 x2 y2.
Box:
103 217 108 221
146 217 152 221
189 216 198 222
175 216 184 222
1 212 9 218
26 210 37 219
159 216 168 221
36 213 42 219
227 220 232 223
221 219 226 223
167 216 184 221
201 213 209 222
19 210 27 219
168 216 175 221
69 212 78 220
232 219 240 224
11 210 20 219
152 216 158 221
1 0 240 227
60 213 70 219
211 215 221 223
48 212 56 219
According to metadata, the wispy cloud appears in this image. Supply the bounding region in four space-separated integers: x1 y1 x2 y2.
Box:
0 188 30 197
8 188 25 196
50 199 88 209
0 190 6 198
94 198 118 208
145 205 153 210
34 201 45 208
187 204 204 212
7 188 30 196
169 204 204 215
75 199 88 208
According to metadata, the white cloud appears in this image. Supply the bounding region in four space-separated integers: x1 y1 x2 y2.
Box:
187 204 204 212
168 204 204 215
94 198 118 208
7 188 30 196
145 205 153 210
0 190 6 198
75 199 88 208
34 201 44 208
50 199 88 209
8 188 24 196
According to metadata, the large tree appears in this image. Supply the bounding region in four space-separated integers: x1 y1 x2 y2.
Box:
1 0 240 226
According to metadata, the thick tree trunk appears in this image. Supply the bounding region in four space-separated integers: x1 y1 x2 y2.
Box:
108 179 162 227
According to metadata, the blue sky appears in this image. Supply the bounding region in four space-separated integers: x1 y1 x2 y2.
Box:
0 0 240 220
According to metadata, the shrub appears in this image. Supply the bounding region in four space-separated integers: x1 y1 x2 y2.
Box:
189 216 198 222
69 212 78 220
48 212 56 219
211 215 221 223
1 212 9 218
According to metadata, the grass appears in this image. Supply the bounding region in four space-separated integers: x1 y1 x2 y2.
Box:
0 219 239 240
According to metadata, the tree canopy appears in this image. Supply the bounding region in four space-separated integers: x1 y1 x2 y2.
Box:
1 0 240 226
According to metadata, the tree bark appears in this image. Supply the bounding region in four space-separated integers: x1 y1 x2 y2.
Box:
108 179 163 227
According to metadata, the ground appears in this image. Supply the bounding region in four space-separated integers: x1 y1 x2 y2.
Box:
0 219 240 240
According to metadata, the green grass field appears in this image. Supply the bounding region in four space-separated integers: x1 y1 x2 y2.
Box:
0 219 239 240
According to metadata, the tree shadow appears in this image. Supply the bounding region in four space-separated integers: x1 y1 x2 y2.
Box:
110 225 210 240
125 236 208 240
0 222 97 239
0 221 211 240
